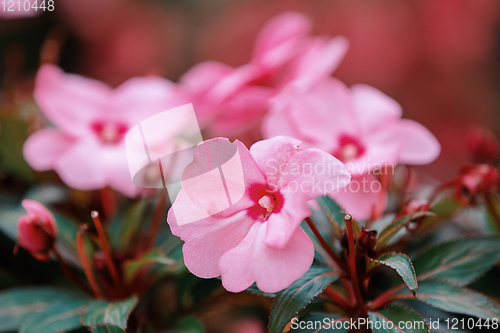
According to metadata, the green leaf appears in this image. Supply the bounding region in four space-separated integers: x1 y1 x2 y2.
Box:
290 313 348 333
109 200 148 251
0 205 23 240
90 325 124 333
316 196 346 235
19 299 88 333
245 284 276 298
0 287 87 332
370 253 418 295
123 250 176 283
378 212 435 249
269 266 341 333
165 316 204 333
81 296 137 329
369 306 429 333
413 238 500 286
394 279 500 319
0 116 34 183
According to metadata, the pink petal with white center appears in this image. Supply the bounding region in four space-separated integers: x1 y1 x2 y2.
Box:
252 12 312 70
23 128 74 171
384 119 441 165
181 138 266 218
351 84 403 132
263 188 311 250
34 64 110 137
250 136 351 196
167 191 255 278
219 222 314 293
54 140 108 191
330 174 387 220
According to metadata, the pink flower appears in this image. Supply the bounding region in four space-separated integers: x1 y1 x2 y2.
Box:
264 78 440 219
167 136 350 292
180 12 348 144
17 200 57 261
23 64 184 197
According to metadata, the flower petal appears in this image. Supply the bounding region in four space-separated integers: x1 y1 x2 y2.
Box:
330 174 387 220
167 191 254 278
181 138 266 218
54 140 108 191
219 222 314 293
351 84 402 132
34 64 110 137
250 136 351 195
23 128 74 171
386 119 441 165
252 12 312 70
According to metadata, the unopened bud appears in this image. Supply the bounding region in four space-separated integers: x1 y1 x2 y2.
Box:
358 229 377 251
16 200 58 261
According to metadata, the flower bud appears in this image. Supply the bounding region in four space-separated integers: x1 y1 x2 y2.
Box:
16 200 58 261
358 229 377 252
466 126 499 163
458 164 498 196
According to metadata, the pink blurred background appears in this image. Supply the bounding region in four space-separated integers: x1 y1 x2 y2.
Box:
1 0 500 180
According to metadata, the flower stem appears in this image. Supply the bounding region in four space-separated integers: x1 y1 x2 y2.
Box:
324 287 355 312
305 217 346 271
53 248 91 294
344 214 367 316
76 225 104 299
370 284 406 310
100 187 117 219
91 211 121 289
143 188 168 251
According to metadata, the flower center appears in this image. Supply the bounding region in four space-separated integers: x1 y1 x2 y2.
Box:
258 194 276 217
92 121 128 144
334 135 365 162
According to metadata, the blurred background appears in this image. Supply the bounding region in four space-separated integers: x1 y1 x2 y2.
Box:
2 0 500 180
1 1 500 332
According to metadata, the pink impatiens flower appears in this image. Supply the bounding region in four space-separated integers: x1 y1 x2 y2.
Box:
180 12 348 144
16 200 57 261
167 136 350 292
264 78 441 219
23 64 184 197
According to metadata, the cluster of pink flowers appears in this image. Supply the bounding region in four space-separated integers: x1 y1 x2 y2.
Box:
23 12 440 292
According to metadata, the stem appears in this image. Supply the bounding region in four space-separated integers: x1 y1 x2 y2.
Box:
484 192 500 232
100 187 117 219
76 225 104 299
344 214 366 316
53 248 91 294
370 169 390 223
324 287 355 312
370 284 406 310
305 217 346 271
143 189 168 251
91 211 121 288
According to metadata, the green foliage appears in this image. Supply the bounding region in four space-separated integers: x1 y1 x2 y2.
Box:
81 296 138 329
0 287 89 332
377 211 435 249
165 316 204 333
369 306 429 333
269 266 341 333
395 279 500 319
413 237 500 285
370 253 418 295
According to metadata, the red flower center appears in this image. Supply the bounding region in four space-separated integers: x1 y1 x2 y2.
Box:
334 135 366 162
91 121 129 144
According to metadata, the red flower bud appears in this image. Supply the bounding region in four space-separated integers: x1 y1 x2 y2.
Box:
16 200 58 261
358 229 377 252
458 164 498 196
466 126 499 163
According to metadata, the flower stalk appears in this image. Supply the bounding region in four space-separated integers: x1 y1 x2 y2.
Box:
305 217 346 271
76 224 104 299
